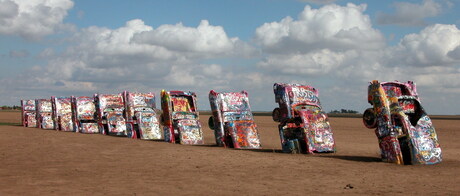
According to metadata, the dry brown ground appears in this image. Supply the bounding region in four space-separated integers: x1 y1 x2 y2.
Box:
0 111 459 195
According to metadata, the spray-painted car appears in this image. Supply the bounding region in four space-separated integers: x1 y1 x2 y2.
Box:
160 90 204 145
36 99 55 129
72 96 99 133
95 93 127 136
52 96 75 131
363 80 442 165
124 91 161 140
272 83 336 154
21 99 37 128
208 90 261 149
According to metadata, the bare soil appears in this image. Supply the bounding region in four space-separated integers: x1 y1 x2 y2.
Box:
0 111 459 195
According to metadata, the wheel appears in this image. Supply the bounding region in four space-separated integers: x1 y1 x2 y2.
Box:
126 123 137 139
163 126 171 142
208 116 215 130
398 136 412 165
363 108 377 129
282 139 301 154
272 108 280 122
100 124 107 135
159 114 165 126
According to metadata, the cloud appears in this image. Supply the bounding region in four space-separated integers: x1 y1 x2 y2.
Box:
2 1 459 114
385 24 460 67
9 49 29 58
257 49 346 75
297 0 337 4
0 0 74 41
375 24 460 106
254 3 385 54
133 20 256 58
0 18 258 107
252 3 460 114
254 3 385 77
376 0 441 26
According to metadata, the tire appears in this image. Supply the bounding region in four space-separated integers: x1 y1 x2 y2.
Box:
163 126 171 142
398 136 412 165
208 116 215 130
363 108 377 129
272 108 280 122
282 139 301 154
159 114 165 126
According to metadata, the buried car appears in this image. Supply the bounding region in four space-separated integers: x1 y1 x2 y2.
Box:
124 91 161 140
36 99 55 129
95 93 127 136
21 99 37 128
52 96 74 131
272 83 336 154
72 96 99 133
363 80 442 165
208 90 261 149
160 90 204 145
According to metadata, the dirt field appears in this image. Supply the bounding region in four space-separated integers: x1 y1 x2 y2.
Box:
1 111 459 195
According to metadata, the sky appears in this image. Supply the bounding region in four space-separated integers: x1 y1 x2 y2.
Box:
1 0 460 115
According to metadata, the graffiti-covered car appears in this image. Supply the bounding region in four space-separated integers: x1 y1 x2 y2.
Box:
208 90 261 149
160 90 204 145
124 91 161 140
72 96 99 133
95 93 127 136
21 99 37 128
272 83 336 154
363 80 442 165
36 99 55 129
52 97 74 131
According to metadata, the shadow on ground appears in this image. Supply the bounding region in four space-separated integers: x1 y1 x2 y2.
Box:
319 155 382 162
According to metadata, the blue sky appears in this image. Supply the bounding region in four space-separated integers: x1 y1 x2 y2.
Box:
1 0 460 114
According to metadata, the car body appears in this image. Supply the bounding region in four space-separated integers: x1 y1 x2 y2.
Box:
363 80 442 165
124 91 161 140
272 83 336 154
52 96 75 131
95 93 127 136
160 90 204 145
36 99 55 129
21 99 37 128
208 90 261 149
72 96 99 133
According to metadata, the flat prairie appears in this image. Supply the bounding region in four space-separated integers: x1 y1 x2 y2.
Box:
0 111 458 195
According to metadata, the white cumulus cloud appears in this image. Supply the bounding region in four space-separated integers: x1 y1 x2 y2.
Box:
133 20 256 58
254 3 385 80
385 24 460 67
257 49 346 75
254 3 385 53
0 0 74 40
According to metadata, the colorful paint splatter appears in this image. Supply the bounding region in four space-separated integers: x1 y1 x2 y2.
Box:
161 90 204 145
208 90 261 149
96 94 126 136
35 99 54 129
21 100 37 128
273 83 336 154
124 92 161 140
364 80 442 165
73 96 99 133
52 97 74 132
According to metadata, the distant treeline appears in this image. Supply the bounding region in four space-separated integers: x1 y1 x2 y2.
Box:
0 106 21 110
329 109 359 114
